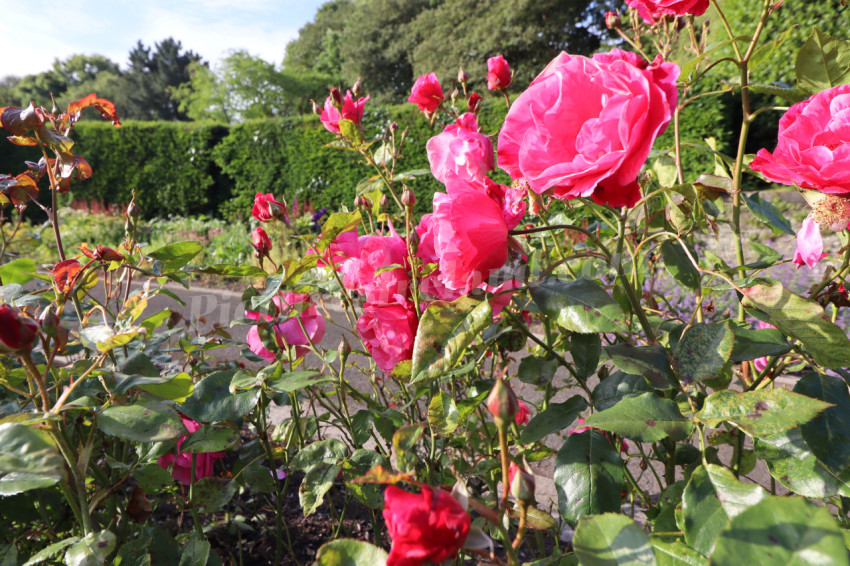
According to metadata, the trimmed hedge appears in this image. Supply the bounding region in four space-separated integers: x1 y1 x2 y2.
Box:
0 96 735 219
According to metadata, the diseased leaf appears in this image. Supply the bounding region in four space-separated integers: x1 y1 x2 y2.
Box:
427 392 459 436
582 393 693 443
673 321 734 385
697 389 831 438
793 373 850 474
573 514 656 566
519 396 587 444
530 277 629 334
756 428 850 498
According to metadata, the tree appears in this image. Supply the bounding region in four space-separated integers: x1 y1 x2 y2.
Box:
124 38 205 120
284 0 354 80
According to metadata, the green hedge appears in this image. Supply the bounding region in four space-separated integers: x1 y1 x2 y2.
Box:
0 96 734 219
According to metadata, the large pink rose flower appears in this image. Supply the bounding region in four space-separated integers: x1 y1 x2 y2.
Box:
497 49 679 208
340 227 410 305
320 89 369 134
626 0 709 23
750 84 850 195
246 292 325 360
356 302 418 373
431 184 509 294
426 113 494 184
157 417 225 486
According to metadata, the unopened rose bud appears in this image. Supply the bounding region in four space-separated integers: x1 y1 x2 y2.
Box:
390 121 399 131
252 226 272 257
380 195 389 209
508 458 536 505
0 306 39 354
96 246 124 262
401 187 416 207
39 306 60 338
605 11 621 29
467 92 483 113
361 196 373 209
487 375 518 429
457 66 469 85
352 78 362 98
127 200 140 218
311 99 322 116
330 87 343 109
338 337 351 362
353 195 363 208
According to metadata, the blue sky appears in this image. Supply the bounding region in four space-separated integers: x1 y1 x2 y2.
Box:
0 0 327 78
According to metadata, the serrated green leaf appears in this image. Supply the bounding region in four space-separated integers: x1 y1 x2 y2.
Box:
519 395 587 445
300 462 341 516
530 277 629 334
604 344 673 389
673 321 734 385
315 212 361 254
22 537 79 566
146 241 203 272
290 439 348 472
583 393 693 443
427 392 459 436
180 425 239 453
314 539 388 566
592 372 652 411
570 333 601 379
0 423 63 477
730 325 791 362
98 402 185 443
660 240 700 290
0 471 60 495
410 296 492 383
650 539 707 566
192 478 236 514
179 370 261 423
796 28 850 95
573 514 656 566
741 282 850 368
697 389 831 437
794 372 850 474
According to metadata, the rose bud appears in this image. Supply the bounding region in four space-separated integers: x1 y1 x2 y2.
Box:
96 246 124 262
408 73 444 114
330 87 343 109
311 99 322 116
508 458 536 506
352 78 362 98
0 306 39 354
467 92 483 113
486 375 518 429
605 11 621 28
486 55 513 91
401 187 416 207
252 226 272 257
380 194 389 209
458 66 469 86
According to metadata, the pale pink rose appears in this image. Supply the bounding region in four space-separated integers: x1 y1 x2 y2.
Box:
793 216 828 269
340 227 410 305
497 49 679 208
626 0 709 23
515 400 531 426
431 186 509 294
157 416 225 486
487 55 513 91
320 90 369 134
246 293 326 360
408 73 444 114
426 113 494 184
751 84 850 195
752 320 777 374
356 302 418 373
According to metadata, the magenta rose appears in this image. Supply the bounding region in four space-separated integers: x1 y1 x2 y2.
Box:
750 84 850 196
426 113 494 184
408 73 444 114
356 302 418 373
497 49 679 208
383 485 470 566
626 0 709 23
487 54 513 91
157 416 225 485
320 89 369 134
431 183 509 294
246 292 325 360
251 226 272 256
252 192 287 223
340 227 410 305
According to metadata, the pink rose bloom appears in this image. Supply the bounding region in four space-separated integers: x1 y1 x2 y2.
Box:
751 84 850 195
481 178 527 230
431 185 509 294
157 416 225 485
252 192 287 223
487 55 513 91
497 49 679 208
752 320 777 374
426 113 494 184
793 216 828 269
320 90 369 134
314 229 360 269
246 292 326 360
408 73 444 114
415 214 466 302
626 0 709 23
340 227 410 305
515 400 531 426
356 302 418 373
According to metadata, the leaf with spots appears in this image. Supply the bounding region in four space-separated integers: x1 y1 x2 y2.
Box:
793 372 850 474
697 389 831 438
673 321 734 385
582 392 693 443
530 277 629 334
97 402 186 443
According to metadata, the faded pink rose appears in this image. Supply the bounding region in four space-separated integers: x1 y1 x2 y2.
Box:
431 185 509 294
340 227 410 305
246 292 325 360
497 49 679 208
408 73 444 114
487 55 513 91
356 302 418 373
626 0 709 23
320 89 369 134
157 417 225 485
793 216 828 269
426 113 494 184
751 84 850 195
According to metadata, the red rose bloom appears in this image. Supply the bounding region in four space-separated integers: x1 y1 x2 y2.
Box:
383 485 471 566
0 306 39 353
408 73 444 114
